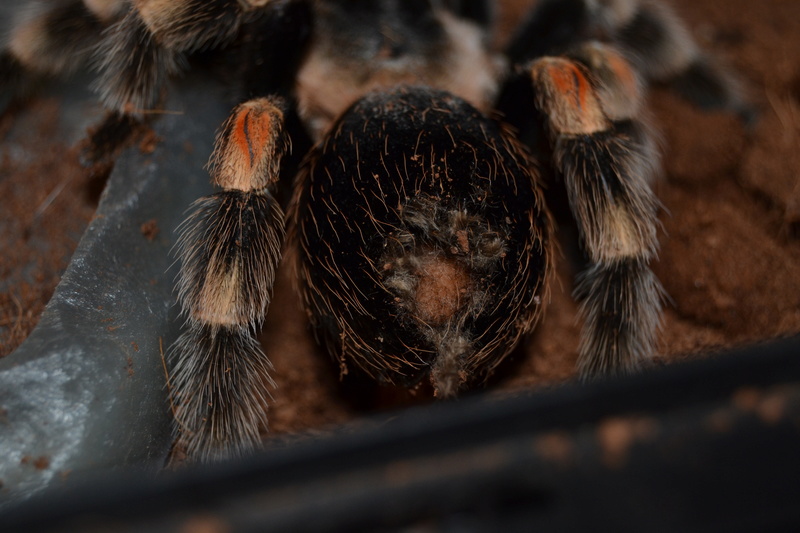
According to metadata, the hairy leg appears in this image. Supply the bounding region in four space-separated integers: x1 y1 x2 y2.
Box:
171 97 289 460
530 45 663 377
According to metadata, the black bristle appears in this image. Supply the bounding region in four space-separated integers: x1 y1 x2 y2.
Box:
169 323 275 461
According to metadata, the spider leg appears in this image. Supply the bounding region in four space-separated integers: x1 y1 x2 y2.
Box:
170 97 288 461
93 0 243 116
530 46 663 378
86 0 311 163
508 0 752 122
609 0 753 121
0 0 120 111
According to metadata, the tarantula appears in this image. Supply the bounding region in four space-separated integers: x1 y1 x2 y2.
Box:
2 0 748 461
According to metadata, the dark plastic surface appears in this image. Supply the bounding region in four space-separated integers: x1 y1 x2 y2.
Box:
0 70 223 509
3 336 800 532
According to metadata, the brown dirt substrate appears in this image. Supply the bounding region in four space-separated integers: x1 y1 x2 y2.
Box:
1 0 799 437
0 99 99 357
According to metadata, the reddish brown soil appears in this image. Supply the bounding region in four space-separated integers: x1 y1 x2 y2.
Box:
1 0 799 436
0 99 98 357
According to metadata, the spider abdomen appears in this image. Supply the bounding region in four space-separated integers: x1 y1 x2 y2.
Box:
292 86 552 396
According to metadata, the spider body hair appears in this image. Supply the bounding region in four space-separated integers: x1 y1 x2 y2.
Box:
291 86 552 397
295 0 501 140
